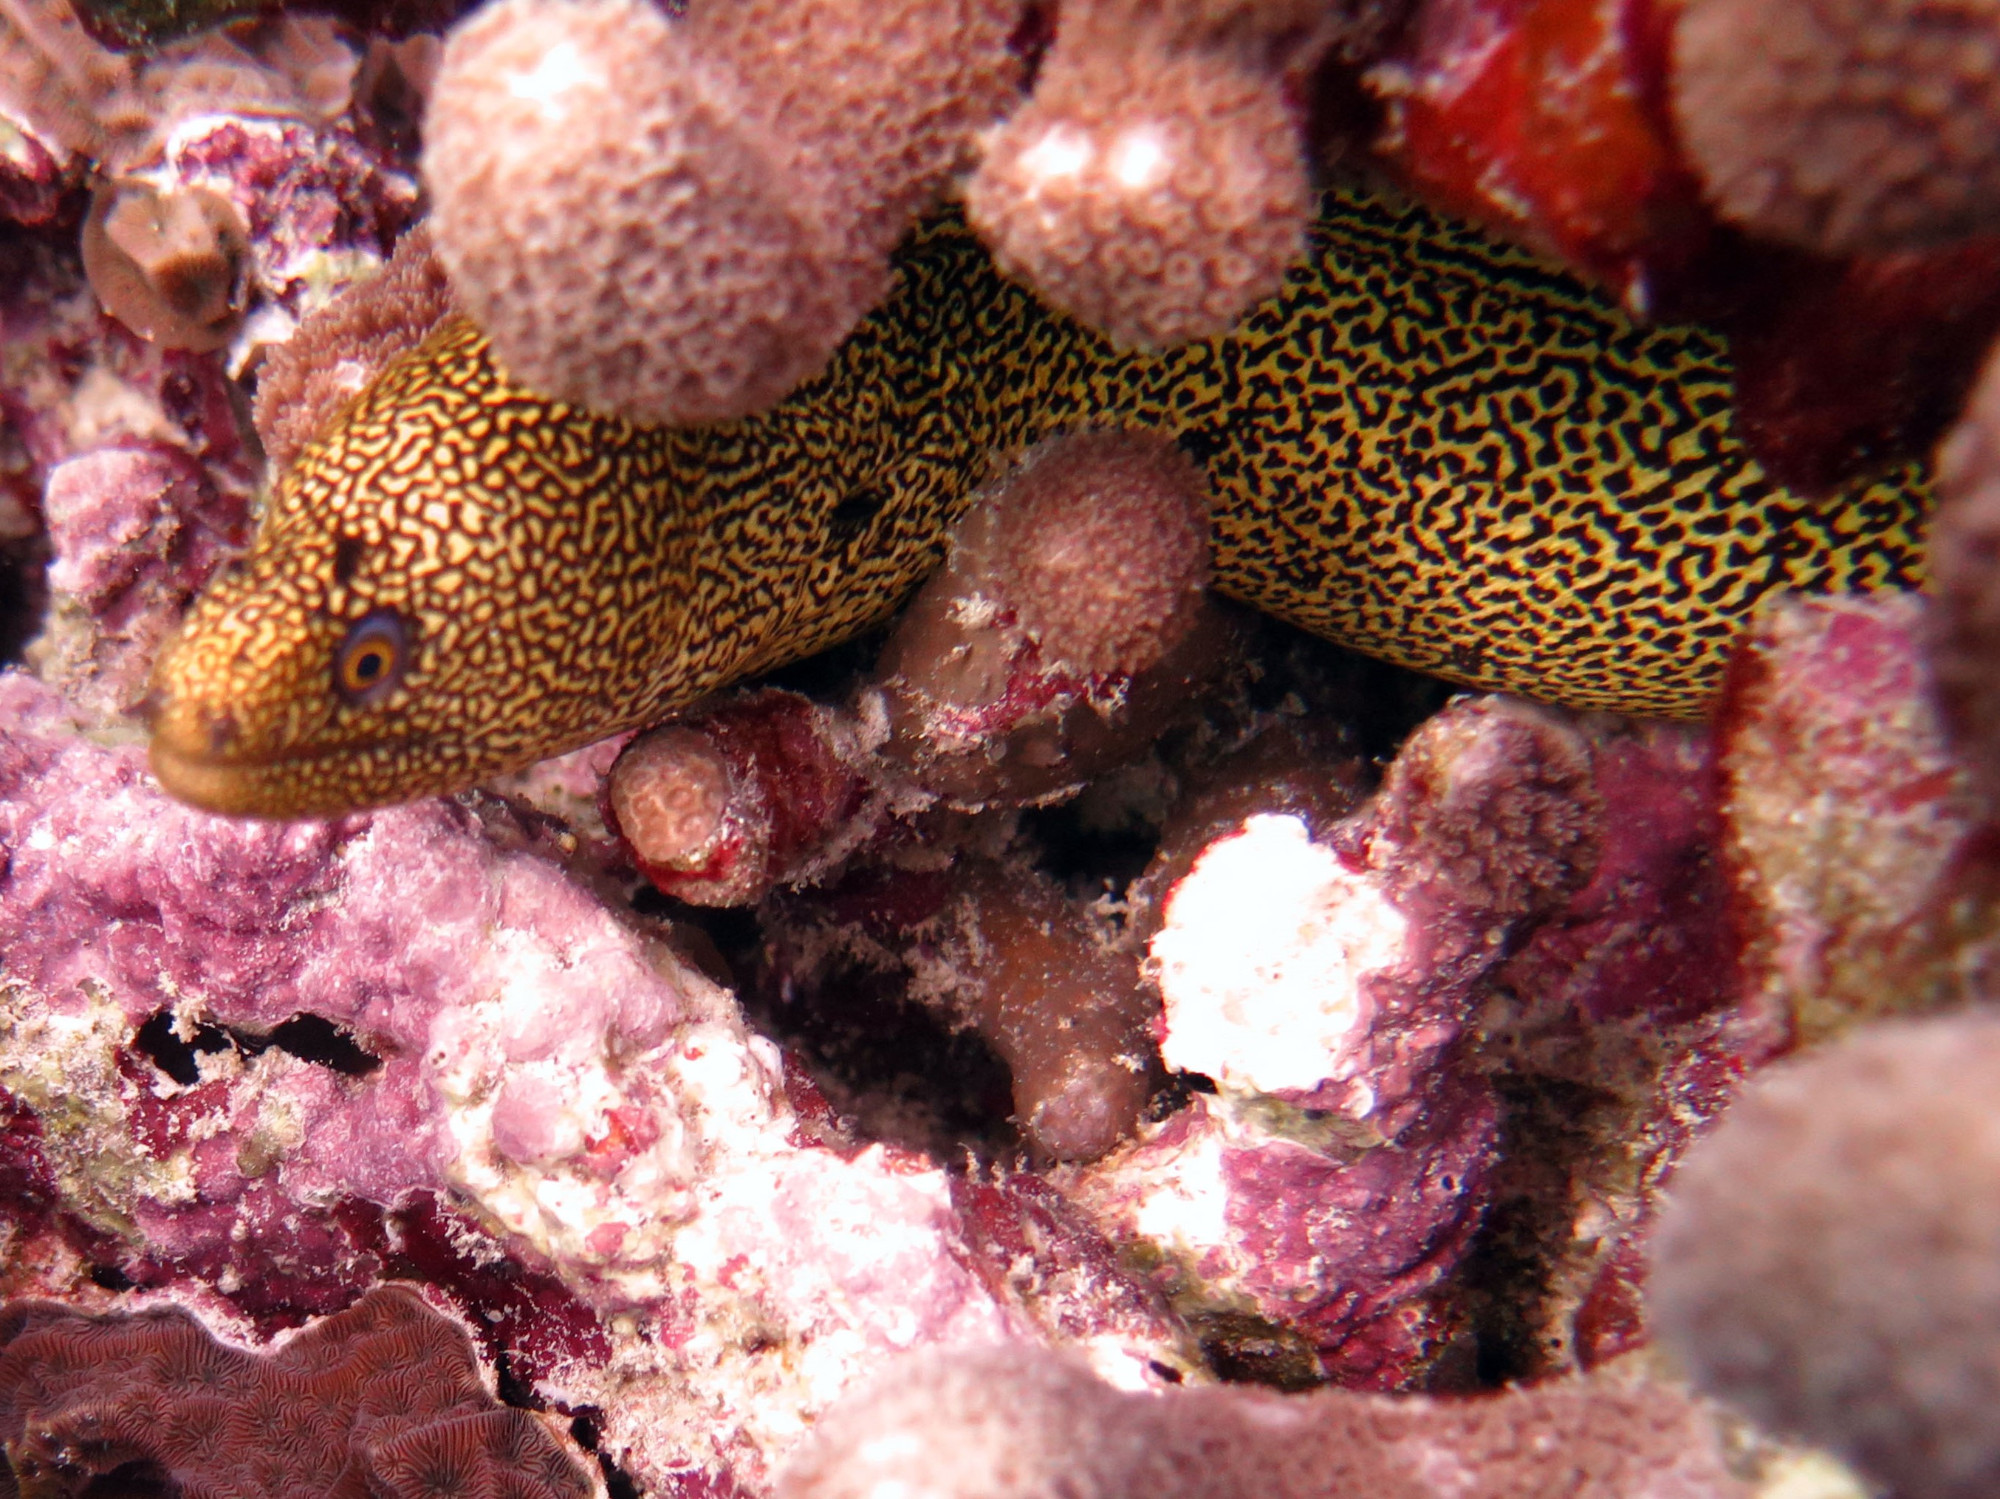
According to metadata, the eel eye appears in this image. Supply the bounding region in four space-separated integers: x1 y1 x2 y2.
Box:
333 608 411 705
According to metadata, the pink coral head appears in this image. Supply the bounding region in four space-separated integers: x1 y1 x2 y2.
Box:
967 32 1311 348
421 0 872 425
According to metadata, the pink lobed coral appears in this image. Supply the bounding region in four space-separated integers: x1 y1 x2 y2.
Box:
421 0 1017 424
1650 1011 2000 1499
965 0 1345 350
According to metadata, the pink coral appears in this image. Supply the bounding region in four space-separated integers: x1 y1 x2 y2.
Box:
1650 1012 2000 1499
776 1344 1749 1499
965 1 1359 348
872 429 1237 808
0 1286 595 1499
1672 0 2000 255
250 222 455 472
422 0 1017 424
1718 591 1998 1045
28 440 249 723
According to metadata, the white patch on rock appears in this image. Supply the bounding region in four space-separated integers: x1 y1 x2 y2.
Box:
1150 813 1406 1098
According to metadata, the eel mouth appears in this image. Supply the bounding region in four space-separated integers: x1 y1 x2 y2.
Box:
147 723 428 820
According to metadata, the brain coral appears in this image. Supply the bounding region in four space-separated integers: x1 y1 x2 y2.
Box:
0 1285 595 1499
1649 1011 2000 1499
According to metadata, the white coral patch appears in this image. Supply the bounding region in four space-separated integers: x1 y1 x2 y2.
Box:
1150 813 1406 1098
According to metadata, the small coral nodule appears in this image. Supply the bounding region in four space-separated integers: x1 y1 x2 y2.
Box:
80 177 250 352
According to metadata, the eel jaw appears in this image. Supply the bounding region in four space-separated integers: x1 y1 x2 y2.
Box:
146 697 426 819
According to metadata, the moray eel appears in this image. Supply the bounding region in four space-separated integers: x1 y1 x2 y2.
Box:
149 187 1929 817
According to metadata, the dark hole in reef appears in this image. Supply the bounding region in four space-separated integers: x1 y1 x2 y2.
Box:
0 535 48 670
1017 792 1166 898
132 1009 383 1082
87 1262 135 1292
1450 1072 1627 1388
242 1015 384 1076
492 1346 539 1412
75 1458 181 1499
685 893 1021 1161
765 966 1020 1160
567 1413 641 1499
1240 613 1457 767
1190 1310 1327 1392
753 618 894 702
131 1009 234 1086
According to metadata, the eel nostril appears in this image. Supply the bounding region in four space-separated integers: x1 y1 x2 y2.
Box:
204 709 239 756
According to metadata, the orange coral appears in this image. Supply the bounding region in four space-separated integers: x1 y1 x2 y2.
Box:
421 0 1017 425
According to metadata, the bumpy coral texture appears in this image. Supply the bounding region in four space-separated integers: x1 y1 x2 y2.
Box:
874 429 1233 808
1672 0 2000 254
607 689 874 907
775 1344 1749 1499
423 0 1016 424
252 223 456 472
0 1286 594 1499
966 0 1318 348
1649 1012 2000 1499
1930 342 2000 809
1722 592 1998 1044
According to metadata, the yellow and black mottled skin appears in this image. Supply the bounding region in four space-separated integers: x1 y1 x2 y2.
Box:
148 186 1929 817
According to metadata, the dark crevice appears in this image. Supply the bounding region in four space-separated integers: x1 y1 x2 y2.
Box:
131 1009 383 1084
241 1015 383 1077
130 1010 233 1087
568 1413 642 1499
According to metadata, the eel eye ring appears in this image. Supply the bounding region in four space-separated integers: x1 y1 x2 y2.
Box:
333 608 412 705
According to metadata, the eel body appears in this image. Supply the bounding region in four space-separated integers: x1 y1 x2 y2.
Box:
148 188 1929 816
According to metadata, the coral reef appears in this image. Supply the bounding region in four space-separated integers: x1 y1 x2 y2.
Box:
249 220 454 470
421 0 1017 424
1671 0 2000 256
1650 1012 2000 1499
608 691 876 909
26 439 249 722
964 0 1367 349
775 1343 1750 1499
872 429 1235 809
81 177 250 353
766 859 1160 1165
1929 339 2000 807
10 0 2000 1493
0 1285 595 1499
1719 591 2000 1044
